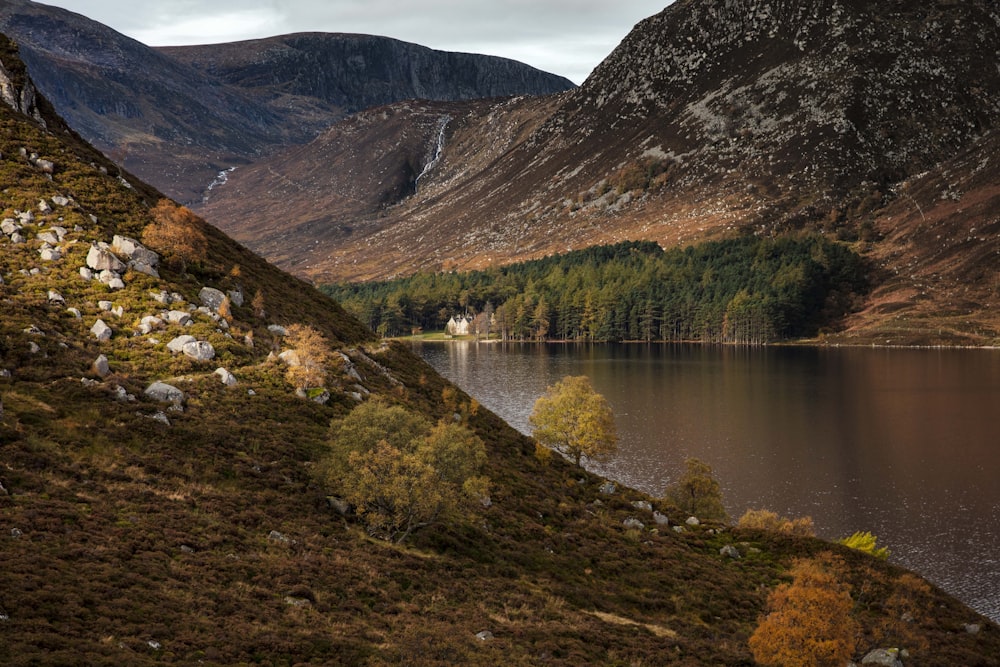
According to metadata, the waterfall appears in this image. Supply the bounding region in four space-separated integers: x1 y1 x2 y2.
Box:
415 115 451 188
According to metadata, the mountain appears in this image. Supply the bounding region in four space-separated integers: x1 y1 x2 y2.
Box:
157 32 575 115
3 33 998 665
0 0 575 204
199 0 1000 344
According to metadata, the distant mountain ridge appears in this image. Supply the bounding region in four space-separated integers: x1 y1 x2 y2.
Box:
158 32 575 115
199 0 1000 344
0 0 575 203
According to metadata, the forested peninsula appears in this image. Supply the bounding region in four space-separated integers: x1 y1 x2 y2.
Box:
323 236 869 343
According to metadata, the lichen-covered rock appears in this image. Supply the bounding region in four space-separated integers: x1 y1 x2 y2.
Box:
92 354 110 377
181 340 215 361
166 310 192 325
86 244 125 273
90 319 112 341
166 335 196 353
144 381 184 405
199 287 227 312
214 367 237 386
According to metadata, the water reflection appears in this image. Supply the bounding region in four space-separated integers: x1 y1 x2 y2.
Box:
412 341 1000 622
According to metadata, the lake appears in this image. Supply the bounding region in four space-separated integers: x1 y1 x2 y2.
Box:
410 341 1000 622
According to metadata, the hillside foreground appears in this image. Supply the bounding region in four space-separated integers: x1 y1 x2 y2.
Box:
2 32 999 667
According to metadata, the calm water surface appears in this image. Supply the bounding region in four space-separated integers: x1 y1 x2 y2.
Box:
410 342 1000 622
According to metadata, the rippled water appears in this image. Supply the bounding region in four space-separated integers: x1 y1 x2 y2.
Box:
411 341 1000 622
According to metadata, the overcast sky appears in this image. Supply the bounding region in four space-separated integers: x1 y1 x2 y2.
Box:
40 1 673 84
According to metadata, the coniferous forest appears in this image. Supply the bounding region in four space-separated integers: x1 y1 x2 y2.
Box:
322 235 869 343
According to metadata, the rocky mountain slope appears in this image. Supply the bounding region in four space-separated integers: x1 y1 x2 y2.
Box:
200 0 1000 344
3 33 998 665
0 0 574 204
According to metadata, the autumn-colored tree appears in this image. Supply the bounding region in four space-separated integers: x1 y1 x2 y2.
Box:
282 324 336 389
321 399 489 542
141 199 208 274
838 531 889 559
749 556 860 667
529 375 617 466
738 508 815 536
251 289 266 320
663 457 728 522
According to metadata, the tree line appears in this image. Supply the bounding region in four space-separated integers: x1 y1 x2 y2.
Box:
322 235 868 343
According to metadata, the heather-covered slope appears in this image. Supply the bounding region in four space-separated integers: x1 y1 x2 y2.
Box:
2 30 999 667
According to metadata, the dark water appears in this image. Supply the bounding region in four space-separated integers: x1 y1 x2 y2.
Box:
410 341 1000 622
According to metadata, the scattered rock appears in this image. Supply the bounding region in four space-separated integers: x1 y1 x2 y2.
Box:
182 340 215 361
631 500 652 511
623 518 645 530
98 300 113 311
279 349 302 366
147 411 170 425
673 525 686 533
267 324 288 336
199 287 227 311
51 195 70 207
144 381 184 405
35 159 54 174
964 623 981 635
268 530 292 544
475 631 494 642
862 648 903 667
599 481 617 495
10 528 22 538
86 244 126 273
47 290 64 304
91 319 112 341
166 335 197 353
92 354 110 377
652 511 670 526
227 288 244 307
284 596 311 607
113 385 135 402
39 247 61 261
79 267 93 281
166 310 192 326
685 516 701 526
214 367 237 386
719 545 741 559
138 315 165 334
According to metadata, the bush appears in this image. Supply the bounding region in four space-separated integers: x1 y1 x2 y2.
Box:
663 458 728 522
738 508 815 536
319 399 488 542
838 531 889 559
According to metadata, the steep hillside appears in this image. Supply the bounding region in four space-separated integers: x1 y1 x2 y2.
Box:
3 33 998 666
0 0 574 204
200 0 1000 344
